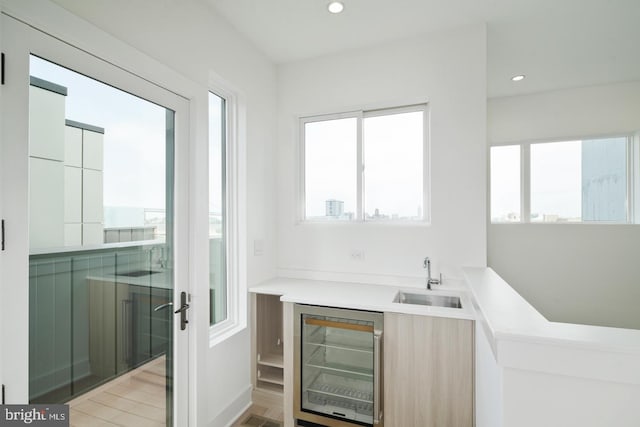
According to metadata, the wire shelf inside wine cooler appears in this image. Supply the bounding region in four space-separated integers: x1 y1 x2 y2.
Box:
305 323 374 354
305 371 374 418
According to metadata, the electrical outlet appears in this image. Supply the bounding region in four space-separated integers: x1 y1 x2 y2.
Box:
351 250 364 261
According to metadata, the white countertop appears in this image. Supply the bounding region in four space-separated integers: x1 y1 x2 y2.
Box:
251 271 640 355
249 277 476 321
87 270 172 289
463 267 640 355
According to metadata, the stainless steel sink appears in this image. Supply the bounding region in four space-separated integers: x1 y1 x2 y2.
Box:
393 291 462 308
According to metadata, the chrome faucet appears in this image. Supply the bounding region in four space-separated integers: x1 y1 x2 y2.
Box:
423 257 442 290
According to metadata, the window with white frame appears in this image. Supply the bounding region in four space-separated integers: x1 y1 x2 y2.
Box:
209 91 227 326
208 88 244 344
301 105 428 222
490 135 635 223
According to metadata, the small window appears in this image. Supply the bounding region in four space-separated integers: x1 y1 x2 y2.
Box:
209 91 227 326
490 136 630 223
490 145 521 222
301 105 428 222
208 86 245 344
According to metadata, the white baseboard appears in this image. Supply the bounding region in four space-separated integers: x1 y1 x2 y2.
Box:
210 384 252 427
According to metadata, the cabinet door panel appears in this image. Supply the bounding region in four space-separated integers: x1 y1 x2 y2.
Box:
83 223 104 246
82 169 103 223
64 166 82 223
64 224 82 246
29 158 64 249
384 313 473 427
82 130 104 171
29 85 65 161
64 126 82 167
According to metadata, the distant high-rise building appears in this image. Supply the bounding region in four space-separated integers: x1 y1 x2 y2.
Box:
325 199 344 217
582 138 626 222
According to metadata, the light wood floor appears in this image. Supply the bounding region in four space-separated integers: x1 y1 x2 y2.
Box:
67 356 166 427
231 404 284 427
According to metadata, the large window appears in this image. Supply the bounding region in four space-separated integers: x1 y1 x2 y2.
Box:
301 105 427 222
490 136 633 223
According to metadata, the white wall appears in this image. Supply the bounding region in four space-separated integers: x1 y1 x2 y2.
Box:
1 0 278 425
475 322 503 427
488 81 640 330
276 25 487 281
502 366 640 427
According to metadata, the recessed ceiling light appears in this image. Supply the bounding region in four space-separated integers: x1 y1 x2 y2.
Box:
328 1 344 14
511 75 525 82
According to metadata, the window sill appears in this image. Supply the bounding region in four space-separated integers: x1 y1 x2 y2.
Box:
490 221 633 225
209 318 247 347
297 219 431 227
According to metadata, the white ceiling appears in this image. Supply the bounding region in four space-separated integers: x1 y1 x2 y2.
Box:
47 0 640 98
208 0 640 97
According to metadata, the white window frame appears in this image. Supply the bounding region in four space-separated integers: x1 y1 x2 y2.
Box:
208 82 246 346
298 104 430 224
489 133 636 224
631 132 640 224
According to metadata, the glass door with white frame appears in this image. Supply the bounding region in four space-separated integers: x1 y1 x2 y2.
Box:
1 14 190 426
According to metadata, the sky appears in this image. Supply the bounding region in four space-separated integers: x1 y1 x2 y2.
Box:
208 93 224 215
490 145 520 221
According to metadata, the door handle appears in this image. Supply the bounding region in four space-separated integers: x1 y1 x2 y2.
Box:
373 329 383 425
174 291 189 330
153 302 173 312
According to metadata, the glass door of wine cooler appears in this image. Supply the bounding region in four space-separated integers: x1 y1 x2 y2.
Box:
294 305 383 427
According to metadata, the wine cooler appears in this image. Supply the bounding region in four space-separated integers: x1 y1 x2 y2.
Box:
294 304 383 427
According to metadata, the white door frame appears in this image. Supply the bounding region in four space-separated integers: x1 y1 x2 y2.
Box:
0 11 199 425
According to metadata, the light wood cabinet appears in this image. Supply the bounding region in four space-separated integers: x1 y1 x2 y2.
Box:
252 294 285 396
384 313 474 427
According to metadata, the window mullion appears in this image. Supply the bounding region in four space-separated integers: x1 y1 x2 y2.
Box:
631 134 640 224
357 112 364 221
522 142 531 223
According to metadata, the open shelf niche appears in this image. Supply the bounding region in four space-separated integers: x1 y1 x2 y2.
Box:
255 293 284 394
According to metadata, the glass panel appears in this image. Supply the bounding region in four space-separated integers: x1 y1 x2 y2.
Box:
531 138 627 222
363 111 424 220
531 141 582 222
301 314 374 424
490 145 521 222
28 55 173 425
209 92 227 325
581 137 627 222
304 118 357 220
